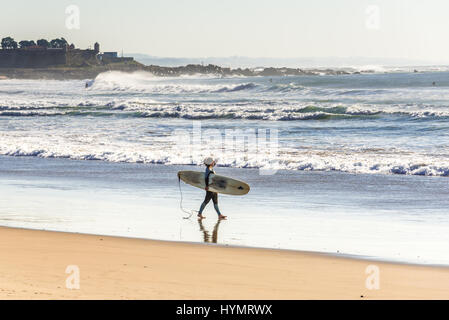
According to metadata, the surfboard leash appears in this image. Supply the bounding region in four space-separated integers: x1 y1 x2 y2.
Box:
178 174 198 219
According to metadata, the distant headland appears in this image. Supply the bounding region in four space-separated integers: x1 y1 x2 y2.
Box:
0 37 134 68
0 37 364 80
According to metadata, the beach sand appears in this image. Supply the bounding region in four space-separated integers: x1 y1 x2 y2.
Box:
0 226 448 299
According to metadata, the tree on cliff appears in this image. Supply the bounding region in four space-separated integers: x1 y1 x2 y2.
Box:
19 40 37 48
1 37 18 49
37 39 50 48
49 38 68 49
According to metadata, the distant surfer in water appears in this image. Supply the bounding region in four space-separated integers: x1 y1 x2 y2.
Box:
197 157 227 220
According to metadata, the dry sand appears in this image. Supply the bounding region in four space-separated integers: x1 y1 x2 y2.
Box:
0 226 448 299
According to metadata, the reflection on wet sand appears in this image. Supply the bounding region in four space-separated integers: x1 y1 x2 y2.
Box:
198 219 222 243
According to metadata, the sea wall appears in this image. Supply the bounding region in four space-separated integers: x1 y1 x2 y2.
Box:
0 49 67 68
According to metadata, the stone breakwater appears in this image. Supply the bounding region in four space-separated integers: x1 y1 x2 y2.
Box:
0 63 367 80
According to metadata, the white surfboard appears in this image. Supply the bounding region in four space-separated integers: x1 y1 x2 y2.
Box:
178 170 250 196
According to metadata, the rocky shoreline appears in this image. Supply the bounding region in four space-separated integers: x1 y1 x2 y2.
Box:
0 62 371 80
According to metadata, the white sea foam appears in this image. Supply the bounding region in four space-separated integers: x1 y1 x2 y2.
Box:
337 65 449 74
1 127 449 177
89 71 258 94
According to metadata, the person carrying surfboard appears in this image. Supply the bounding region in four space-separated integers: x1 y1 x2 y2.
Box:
197 157 227 220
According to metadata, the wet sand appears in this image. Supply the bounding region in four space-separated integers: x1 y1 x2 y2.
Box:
0 226 448 299
2 156 449 265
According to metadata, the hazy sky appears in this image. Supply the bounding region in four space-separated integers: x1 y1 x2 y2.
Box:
1 0 448 63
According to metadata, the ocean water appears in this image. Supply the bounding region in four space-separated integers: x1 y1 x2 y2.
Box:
1 70 449 176
1 70 449 265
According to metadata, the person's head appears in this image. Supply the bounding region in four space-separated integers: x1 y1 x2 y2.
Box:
203 157 216 168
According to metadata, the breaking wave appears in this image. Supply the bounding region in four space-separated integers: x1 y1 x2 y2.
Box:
89 71 258 94
2 145 449 177
2 102 449 121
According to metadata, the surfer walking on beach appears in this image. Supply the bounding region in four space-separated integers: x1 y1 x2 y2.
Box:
198 157 227 220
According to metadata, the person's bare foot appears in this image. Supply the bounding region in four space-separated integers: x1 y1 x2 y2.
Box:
218 215 227 220
197 214 206 219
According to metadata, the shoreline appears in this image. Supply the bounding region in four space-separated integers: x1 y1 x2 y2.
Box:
1 153 448 180
4 224 448 269
0 226 448 299
2 155 449 266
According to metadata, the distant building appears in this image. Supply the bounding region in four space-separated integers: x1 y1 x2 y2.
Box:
97 51 134 63
94 42 100 53
103 52 118 58
0 42 99 68
0 40 134 68
0 46 67 67
25 45 45 50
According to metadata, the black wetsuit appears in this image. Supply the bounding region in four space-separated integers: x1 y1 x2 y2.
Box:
198 166 222 215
